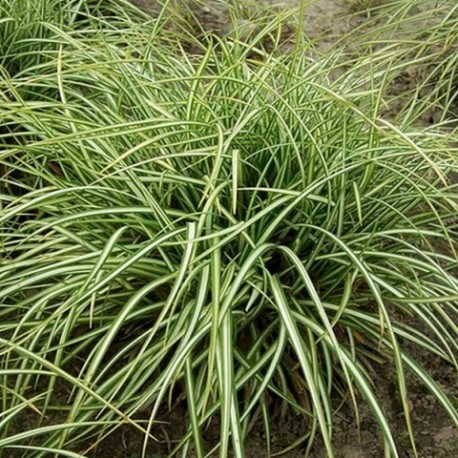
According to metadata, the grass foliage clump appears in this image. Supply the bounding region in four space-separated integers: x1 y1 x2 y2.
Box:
343 0 458 125
394 1 458 124
1 1 457 457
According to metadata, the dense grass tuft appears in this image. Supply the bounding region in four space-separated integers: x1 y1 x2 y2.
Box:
1 1 457 457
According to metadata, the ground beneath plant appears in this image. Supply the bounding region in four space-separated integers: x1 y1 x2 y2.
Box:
131 0 355 50
80 343 458 457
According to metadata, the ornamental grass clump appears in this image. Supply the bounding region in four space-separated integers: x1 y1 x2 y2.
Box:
0 3 457 457
394 0 458 125
342 0 458 126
